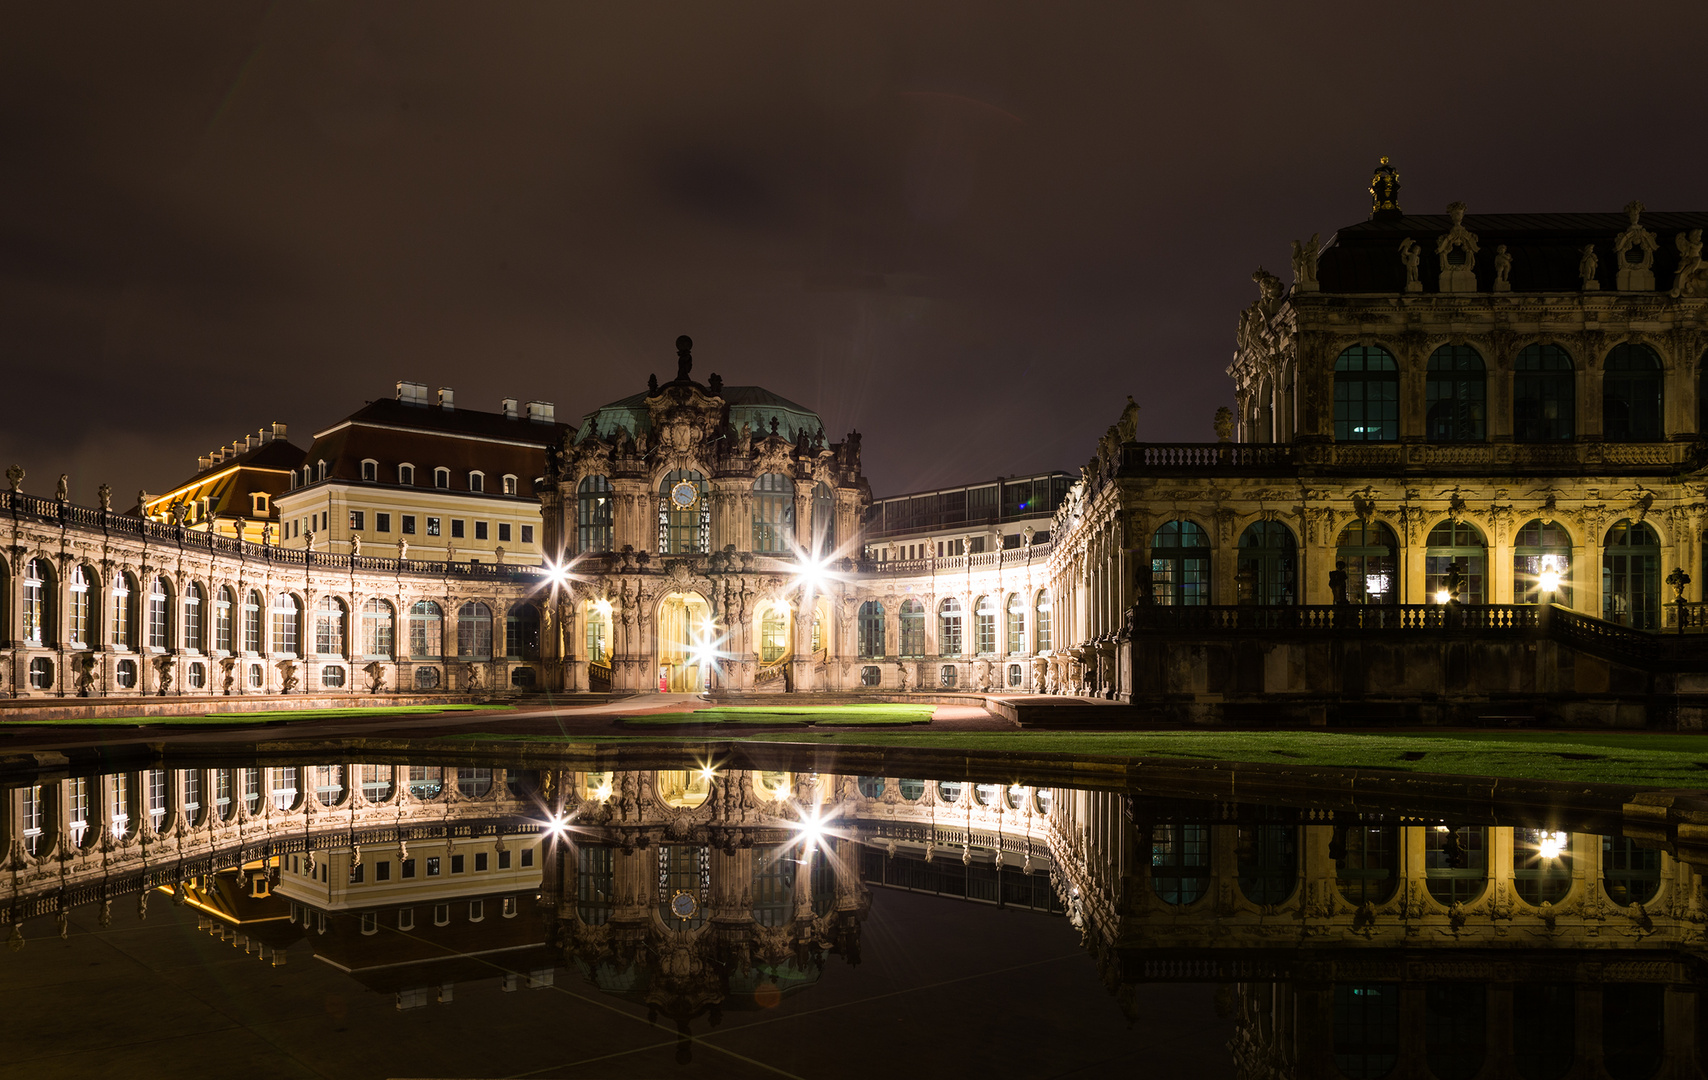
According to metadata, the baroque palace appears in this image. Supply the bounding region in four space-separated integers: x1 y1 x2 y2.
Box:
5 161 1708 716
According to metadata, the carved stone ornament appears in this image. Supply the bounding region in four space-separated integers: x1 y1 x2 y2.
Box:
1435 202 1479 293
4 464 22 493
1579 244 1601 291
1290 233 1319 293
1492 244 1512 292
1671 229 1706 299
1614 201 1659 291
1398 237 1423 293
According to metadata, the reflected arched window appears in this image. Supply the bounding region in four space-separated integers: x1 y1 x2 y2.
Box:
1425 344 1486 441
1604 519 1660 629
1514 343 1576 441
1513 828 1572 906
899 599 925 658
1334 822 1399 906
1602 835 1661 906
1425 520 1487 604
1514 520 1573 606
363 599 395 657
577 846 614 926
1151 520 1210 606
1424 825 1487 904
974 595 997 654
657 469 708 554
21 558 51 646
408 600 443 658
271 593 302 657
810 481 835 557
752 844 796 927
1425 984 1487 1080
752 473 794 553
182 583 204 652
1006 593 1025 653
1034 591 1051 652
505 603 539 659
457 602 493 658
1333 344 1399 442
69 565 93 649
759 606 789 663
938 598 963 658
1236 822 1298 906
1603 342 1664 442
1513 985 1576 1080
1334 983 1400 1079
1151 823 1210 905
1335 521 1399 605
658 845 709 930
1236 522 1297 606
314 597 346 657
147 577 171 650
577 474 613 553
857 600 884 658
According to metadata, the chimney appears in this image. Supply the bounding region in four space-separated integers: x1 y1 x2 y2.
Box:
396 380 429 406
231 440 245 456
245 434 257 450
272 421 288 439
438 387 455 411
258 426 273 444
526 401 555 424
198 455 213 471
501 397 519 419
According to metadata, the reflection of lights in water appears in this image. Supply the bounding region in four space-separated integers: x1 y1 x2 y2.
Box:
1537 831 1567 860
1435 589 1452 604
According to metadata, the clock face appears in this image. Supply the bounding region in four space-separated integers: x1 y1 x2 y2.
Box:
670 891 699 919
670 481 699 508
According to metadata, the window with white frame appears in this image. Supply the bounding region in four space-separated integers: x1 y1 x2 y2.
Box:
69 566 91 648
433 468 450 489
468 471 484 493
272 593 301 656
183 583 204 652
398 463 415 485
147 577 170 650
361 459 378 482
22 559 48 646
502 474 518 495
111 575 133 649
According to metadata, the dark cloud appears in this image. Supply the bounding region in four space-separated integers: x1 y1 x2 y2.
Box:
4 0 1708 505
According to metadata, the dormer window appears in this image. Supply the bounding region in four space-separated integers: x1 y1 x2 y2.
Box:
502 474 518 495
434 468 450 489
316 460 328 482
251 493 269 515
469 471 485 493
361 459 378 482
398 464 415 486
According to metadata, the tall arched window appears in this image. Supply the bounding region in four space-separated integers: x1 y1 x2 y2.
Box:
272 594 302 657
1425 520 1487 604
899 599 925 658
1151 823 1211 905
857 600 884 658
242 590 262 653
505 603 540 659
1603 342 1664 442
938 598 963 657
1333 344 1399 442
1514 520 1572 606
183 583 204 652
751 473 794 553
314 597 346 656
214 587 234 653
147 577 171 650
658 469 708 554
363 599 395 657
1236 522 1298 606
810 481 835 557
974 595 997 654
1334 822 1399 906
408 600 443 658
1236 822 1299 906
1425 825 1488 904
1151 520 1211 606
1604 519 1660 629
69 565 93 649
584 601 609 663
577 475 613 553
1034 591 1051 652
1425 344 1485 441
1006 593 1025 653
1514 343 1576 441
457 602 493 658
759 606 789 663
22 558 50 646
111 573 135 649
1334 521 1399 605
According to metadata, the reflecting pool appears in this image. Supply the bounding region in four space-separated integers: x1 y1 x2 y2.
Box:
1 749 1701 1077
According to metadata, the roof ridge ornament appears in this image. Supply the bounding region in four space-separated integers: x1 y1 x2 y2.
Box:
675 335 693 382
1369 156 1402 221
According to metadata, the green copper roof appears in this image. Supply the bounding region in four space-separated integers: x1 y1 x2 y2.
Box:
576 385 824 445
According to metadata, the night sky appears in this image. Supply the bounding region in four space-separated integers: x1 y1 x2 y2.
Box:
7 2 1708 505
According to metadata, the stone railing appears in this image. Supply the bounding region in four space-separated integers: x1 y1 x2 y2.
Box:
1110 440 1697 478
1121 443 1297 473
869 540 1053 576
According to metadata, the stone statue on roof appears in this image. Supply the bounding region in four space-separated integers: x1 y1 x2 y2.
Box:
1579 244 1600 291
1614 200 1659 290
1290 233 1319 292
676 335 693 381
1493 245 1512 291
1398 238 1422 292
1435 202 1479 292
1671 230 1706 298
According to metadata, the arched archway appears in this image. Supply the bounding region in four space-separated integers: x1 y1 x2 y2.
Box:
656 590 714 692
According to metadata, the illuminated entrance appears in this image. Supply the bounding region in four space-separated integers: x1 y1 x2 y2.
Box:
657 591 715 692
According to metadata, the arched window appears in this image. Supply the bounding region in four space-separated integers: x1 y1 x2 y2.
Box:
974 595 997 654
751 473 794 553
584 601 609 663
810 481 835 557
899 599 925 658
1151 823 1210 904
1334 822 1399 906
576 475 613 553
1604 342 1664 441
242 590 262 653
1333 344 1399 442
69 566 93 649
577 846 615 926
1034 591 1051 652
1514 520 1573 606
1425 520 1487 604
938 598 963 658
1425 344 1485 441
111 573 135 649
272 593 302 657
214 587 234 653
752 844 797 927
1514 344 1575 441
408 600 443 658
183 583 204 652
363 599 395 657
457 601 493 658
147 577 171 650
1604 519 1660 629
1424 825 1488 904
1602 835 1661 906
1334 983 1401 1079
433 467 450 489
505 603 539 659
657 469 708 554
1236 522 1297 606
314 597 346 656
21 558 51 646
1513 828 1572 906
1150 520 1211 606
1236 822 1298 906
857 600 884 658
1334 521 1399 605
1006 593 1025 653
759 606 789 663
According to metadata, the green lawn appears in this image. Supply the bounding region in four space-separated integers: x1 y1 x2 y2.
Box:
5 704 514 727
622 704 934 727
